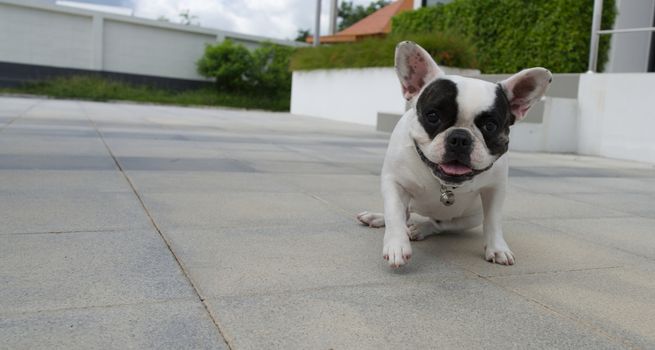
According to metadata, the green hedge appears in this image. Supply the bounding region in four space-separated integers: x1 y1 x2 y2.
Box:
290 32 477 71
392 0 616 73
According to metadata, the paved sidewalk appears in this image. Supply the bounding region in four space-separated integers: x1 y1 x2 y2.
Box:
1 96 654 349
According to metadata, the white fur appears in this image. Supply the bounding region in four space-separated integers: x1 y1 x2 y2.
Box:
357 41 551 268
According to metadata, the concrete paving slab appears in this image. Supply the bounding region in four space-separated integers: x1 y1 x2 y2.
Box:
127 171 298 193
0 230 195 313
0 96 40 117
139 192 351 230
503 189 629 220
2 97 655 348
278 173 381 194
246 159 376 175
0 170 129 194
558 192 655 217
532 217 655 259
491 265 655 349
509 175 655 195
0 192 152 234
102 138 226 159
117 156 256 172
313 191 384 216
0 301 227 350
411 220 640 277
509 152 655 171
163 224 469 298
0 154 116 171
4 124 98 138
207 278 623 349
0 134 110 156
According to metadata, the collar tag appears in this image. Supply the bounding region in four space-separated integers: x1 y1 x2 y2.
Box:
440 185 455 206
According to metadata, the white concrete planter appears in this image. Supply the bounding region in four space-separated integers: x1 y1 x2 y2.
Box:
291 67 655 164
290 66 480 126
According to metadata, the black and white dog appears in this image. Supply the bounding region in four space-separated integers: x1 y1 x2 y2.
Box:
358 41 552 267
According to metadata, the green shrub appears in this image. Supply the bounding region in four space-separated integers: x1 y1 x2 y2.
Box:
197 40 294 96
250 42 294 93
290 32 477 71
197 39 254 91
392 0 617 73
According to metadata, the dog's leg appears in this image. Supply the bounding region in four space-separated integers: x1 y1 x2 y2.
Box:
480 185 515 265
381 180 412 267
356 211 385 228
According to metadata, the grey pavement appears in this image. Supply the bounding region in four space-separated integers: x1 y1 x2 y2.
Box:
1 96 655 349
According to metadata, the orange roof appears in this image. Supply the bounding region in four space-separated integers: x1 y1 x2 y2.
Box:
308 0 413 44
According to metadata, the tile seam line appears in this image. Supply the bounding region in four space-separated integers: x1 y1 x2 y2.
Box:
0 228 121 236
0 99 41 133
78 102 235 350
0 297 198 318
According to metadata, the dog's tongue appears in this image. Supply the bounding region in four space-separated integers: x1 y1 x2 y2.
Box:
439 162 473 176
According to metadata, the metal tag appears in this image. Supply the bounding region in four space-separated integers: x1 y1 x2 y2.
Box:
440 190 455 206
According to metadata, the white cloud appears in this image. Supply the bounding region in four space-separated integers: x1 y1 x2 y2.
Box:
131 0 377 41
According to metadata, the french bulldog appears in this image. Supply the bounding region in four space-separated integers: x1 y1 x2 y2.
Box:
357 41 552 267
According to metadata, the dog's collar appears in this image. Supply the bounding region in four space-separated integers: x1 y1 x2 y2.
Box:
413 141 492 206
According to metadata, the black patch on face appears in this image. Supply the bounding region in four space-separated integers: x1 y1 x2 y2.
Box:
474 85 513 156
416 79 458 139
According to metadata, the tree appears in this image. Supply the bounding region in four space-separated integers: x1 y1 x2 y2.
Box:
338 0 390 31
178 9 199 26
295 29 311 42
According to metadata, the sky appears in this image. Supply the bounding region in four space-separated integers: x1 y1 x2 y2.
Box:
65 0 378 41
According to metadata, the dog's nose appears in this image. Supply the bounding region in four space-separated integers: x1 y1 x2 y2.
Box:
446 129 472 152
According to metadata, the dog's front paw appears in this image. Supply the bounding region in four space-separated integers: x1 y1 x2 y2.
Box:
383 237 412 268
485 245 515 266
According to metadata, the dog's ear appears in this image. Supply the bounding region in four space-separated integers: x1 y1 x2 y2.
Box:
395 41 443 101
500 68 552 122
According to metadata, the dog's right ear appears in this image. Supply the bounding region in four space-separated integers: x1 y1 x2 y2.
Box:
395 41 443 101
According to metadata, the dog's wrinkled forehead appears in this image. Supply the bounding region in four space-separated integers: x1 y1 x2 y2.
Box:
416 76 500 124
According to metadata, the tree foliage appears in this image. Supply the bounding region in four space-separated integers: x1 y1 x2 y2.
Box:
338 0 390 31
295 29 311 42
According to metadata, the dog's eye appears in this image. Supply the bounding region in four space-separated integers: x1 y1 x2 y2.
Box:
425 111 440 125
483 120 498 133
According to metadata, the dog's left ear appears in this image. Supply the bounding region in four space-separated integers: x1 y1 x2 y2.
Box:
500 68 552 122
395 41 444 101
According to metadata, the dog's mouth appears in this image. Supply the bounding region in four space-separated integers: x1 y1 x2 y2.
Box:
438 161 473 176
414 142 491 183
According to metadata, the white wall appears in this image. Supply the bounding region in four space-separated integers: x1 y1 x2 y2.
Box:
0 0 304 81
578 73 655 163
291 66 480 126
291 68 406 126
0 3 94 70
605 0 655 73
509 98 578 153
103 20 216 80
